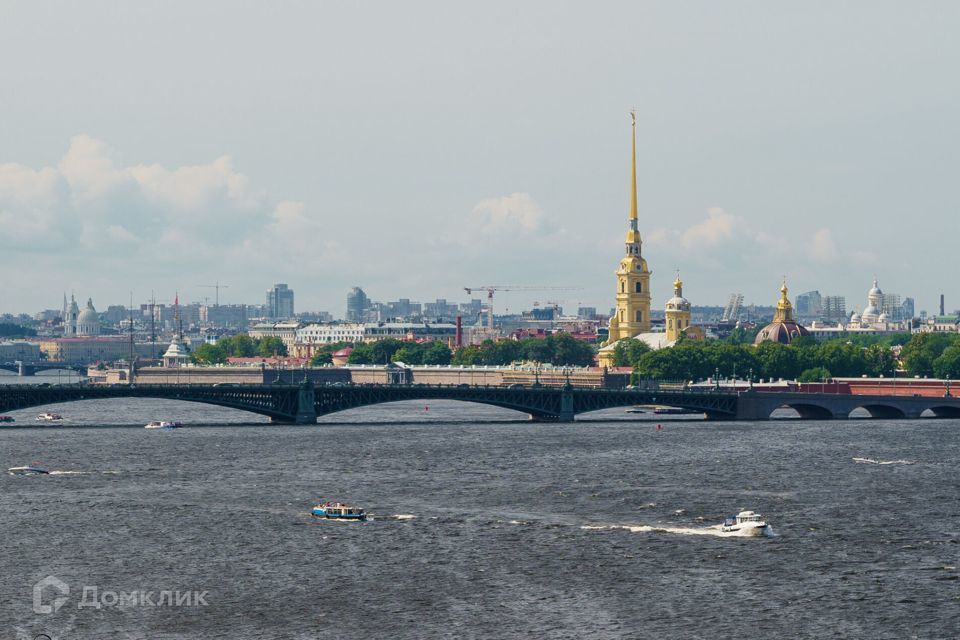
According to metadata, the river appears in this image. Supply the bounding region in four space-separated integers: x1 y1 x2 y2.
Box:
1 387 957 639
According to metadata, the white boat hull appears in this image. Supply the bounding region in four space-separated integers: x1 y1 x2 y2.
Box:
721 522 771 536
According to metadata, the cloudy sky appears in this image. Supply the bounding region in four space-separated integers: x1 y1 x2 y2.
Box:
1 1 957 317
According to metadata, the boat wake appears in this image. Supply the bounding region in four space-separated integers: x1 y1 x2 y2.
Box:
852 457 914 465
582 523 775 538
48 470 122 475
367 514 417 521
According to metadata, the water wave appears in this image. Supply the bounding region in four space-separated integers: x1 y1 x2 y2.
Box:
852 457 914 465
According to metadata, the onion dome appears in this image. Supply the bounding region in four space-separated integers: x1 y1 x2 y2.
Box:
665 273 690 311
754 280 811 345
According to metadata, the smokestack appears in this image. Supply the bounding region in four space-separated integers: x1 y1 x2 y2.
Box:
455 315 462 347
940 294 945 316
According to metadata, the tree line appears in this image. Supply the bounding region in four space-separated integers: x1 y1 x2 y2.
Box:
307 333 595 368
0 323 37 339
611 331 960 381
190 335 289 364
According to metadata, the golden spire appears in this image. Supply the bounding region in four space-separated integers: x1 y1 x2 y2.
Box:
674 270 683 295
629 110 638 223
624 110 642 250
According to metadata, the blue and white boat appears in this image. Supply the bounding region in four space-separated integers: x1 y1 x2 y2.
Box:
312 501 366 521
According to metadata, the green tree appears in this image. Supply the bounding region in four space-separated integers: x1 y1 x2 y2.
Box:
368 338 405 364
933 345 960 379
309 351 333 366
798 367 832 382
863 344 896 377
725 326 759 345
901 332 958 377
0 324 37 338
451 345 482 365
347 343 377 364
256 336 288 357
222 334 256 357
548 333 595 366
754 342 800 380
612 338 651 367
421 341 452 365
190 343 227 364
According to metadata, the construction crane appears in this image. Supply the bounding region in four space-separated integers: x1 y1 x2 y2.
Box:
721 293 744 323
463 285 583 330
197 282 230 307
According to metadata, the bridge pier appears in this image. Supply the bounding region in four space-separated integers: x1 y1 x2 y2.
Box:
558 388 575 422
295 382 317 424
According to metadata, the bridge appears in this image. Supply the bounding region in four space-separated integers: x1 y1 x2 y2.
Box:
1 382 959 424
0 361 88 377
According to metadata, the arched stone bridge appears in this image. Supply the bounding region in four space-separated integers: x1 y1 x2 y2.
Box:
0 382 958 423
0 361 88 377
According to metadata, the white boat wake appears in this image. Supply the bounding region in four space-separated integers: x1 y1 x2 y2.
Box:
582 523 775 538
852 457 914 465
47 470 122 475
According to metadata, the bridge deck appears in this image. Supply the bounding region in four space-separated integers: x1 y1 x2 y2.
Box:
0 383 958 423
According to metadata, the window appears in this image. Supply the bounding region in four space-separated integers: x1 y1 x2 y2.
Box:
635 282 642 293
635 310 642 322
620 281 625 293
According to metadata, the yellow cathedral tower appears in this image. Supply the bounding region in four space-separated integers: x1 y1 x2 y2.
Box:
601 111 652 360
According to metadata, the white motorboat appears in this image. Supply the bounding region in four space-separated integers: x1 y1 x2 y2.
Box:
145 421 184 430
36 413 64 422
721 510 772 536
8 466 50 475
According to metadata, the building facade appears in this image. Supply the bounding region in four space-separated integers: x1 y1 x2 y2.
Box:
249 321 302 350
295 322 458 348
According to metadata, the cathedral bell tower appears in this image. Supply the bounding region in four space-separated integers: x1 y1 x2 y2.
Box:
664 272 691 343
605 111 652 345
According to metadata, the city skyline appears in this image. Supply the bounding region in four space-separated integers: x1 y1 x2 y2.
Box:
1 2 958 314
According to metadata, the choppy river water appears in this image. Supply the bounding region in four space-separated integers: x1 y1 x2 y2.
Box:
1 388 957 639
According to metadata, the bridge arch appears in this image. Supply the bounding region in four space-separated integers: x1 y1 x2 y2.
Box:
316 398 537 422
927 405 960 418
2 396 274 424
855 404 908 419
314 389 564 422
0 385 307 423
780 403 835 420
